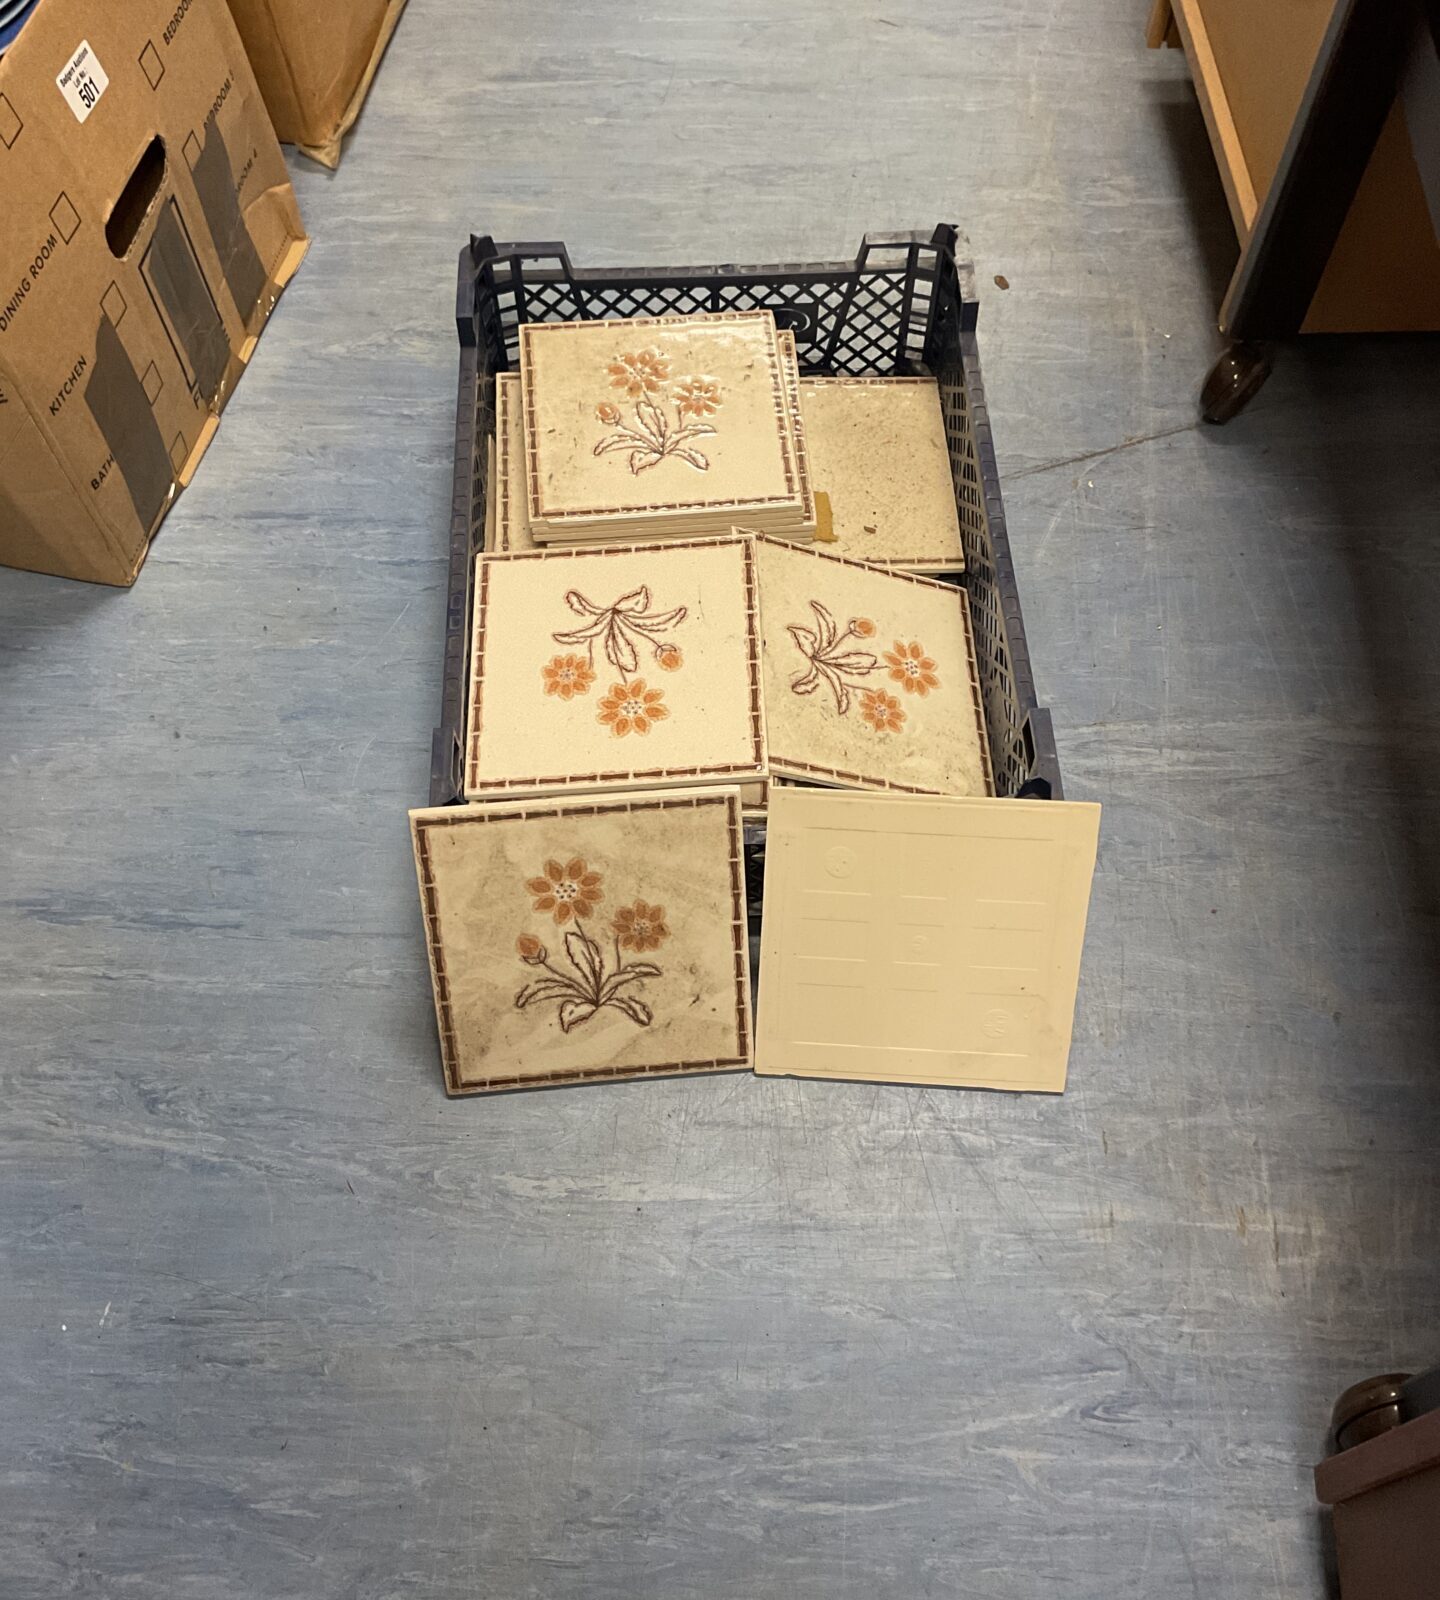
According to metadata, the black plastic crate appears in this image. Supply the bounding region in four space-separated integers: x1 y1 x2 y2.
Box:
432 225 1060 808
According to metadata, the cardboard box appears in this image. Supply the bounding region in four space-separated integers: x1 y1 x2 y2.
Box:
0 0 308 587
223 0 406 168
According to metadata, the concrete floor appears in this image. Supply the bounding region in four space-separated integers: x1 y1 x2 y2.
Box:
4 2 1440 1596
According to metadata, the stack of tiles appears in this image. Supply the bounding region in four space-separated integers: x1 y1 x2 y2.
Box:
514 312 815 546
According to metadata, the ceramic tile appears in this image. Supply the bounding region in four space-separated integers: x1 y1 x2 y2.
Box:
776 329 815 536
798 378 965 573
483 431 498 551
411 788 752 1094
519 312 805 531
739 776 806 819
492 374 536 554
754 535 992 796
755 787 1100 1091
465 534 767 799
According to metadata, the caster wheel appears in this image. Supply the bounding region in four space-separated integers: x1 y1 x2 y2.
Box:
1330 1372 1411 1454
1201 342 1274 423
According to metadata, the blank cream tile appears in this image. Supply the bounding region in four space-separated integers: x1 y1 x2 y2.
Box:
756 787 1100 1091
754 534 992 796
799 377 965 573
520 312 804 530
412 788 752 1094
465 534 766 799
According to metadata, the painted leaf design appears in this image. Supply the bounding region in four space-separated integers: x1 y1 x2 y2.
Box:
809 601 839 651
601 963 662 1001
670 447 710 470
604 620 639 675
790 666 820 695
609 995 654 1027
635 395 667 442
612 586 651 614
632 604 687 631
558 999 599 1033
515 977 584 1009
827 651 881 674
594 433 643 457
564 589 599 616
630 452 662 475
564 928 604 993
553 615 610 645
822 667 853 715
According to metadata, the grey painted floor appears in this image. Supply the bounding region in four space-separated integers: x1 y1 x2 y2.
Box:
4 2 1440 1596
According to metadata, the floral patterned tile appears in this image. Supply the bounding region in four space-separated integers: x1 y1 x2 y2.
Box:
519 312 806 532
798 378 965 574
465 534 766 800
410 788 752 1094
754 534 993 796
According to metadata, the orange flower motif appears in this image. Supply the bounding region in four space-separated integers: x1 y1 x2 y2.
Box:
541 652 596 701
597 679 669 737
851 617 876 638
607 349 669 397
655 642 683 672
526 857 604 924
859 688 906 734
884 640 940 696
673 377 721 419
596 401 622 425
612 900 670 952
516 933 546 964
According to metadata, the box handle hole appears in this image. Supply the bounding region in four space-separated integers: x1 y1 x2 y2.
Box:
107 136 167 259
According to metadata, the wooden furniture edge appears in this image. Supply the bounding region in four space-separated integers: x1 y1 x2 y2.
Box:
1146 0 1181 50
1315 1408 1440 1507
1168 0 1260 238
1220 0 1413 337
